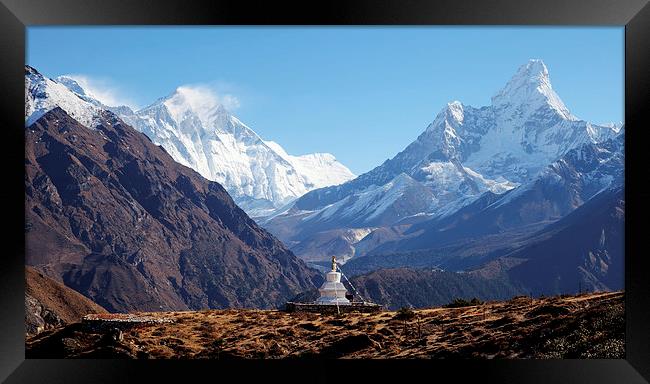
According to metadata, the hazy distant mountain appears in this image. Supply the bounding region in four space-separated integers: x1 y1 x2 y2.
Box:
349 268 523 310
342 185 623 305
337 187 623 309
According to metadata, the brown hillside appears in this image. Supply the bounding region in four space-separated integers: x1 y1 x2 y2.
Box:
25 266 107 336
25 105 319 313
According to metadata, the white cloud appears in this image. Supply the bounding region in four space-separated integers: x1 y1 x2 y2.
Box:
165 84 241 122
59 74 139 109
175 84 240 110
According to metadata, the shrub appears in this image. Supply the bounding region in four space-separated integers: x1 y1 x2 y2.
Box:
443 297 483 308
394 306 416 321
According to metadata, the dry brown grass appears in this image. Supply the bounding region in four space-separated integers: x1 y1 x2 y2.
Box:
26 291 624 359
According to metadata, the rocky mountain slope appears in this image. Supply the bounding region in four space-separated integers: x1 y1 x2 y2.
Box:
291 260 525 310
26 291 624 359
349 268 523 310
25 106 320 312
342 186 623 301
263 60 621 264
363 133 624 258
25 266 108 337
504 186 624 295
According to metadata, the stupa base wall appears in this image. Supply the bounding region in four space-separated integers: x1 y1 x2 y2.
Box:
284 302 384 314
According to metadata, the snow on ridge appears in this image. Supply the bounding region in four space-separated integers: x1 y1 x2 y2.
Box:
264 140 355 191
273 58 621 231
25 66 103 128
305 172 423 224
55 76 88 97
446 101 464 124
161 85 236 125
417 59 620 184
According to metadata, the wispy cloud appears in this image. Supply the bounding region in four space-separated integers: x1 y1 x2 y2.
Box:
59 74 139 109
163 84 242 122
173 84 241 111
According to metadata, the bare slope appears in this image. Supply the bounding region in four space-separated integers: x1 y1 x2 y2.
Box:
25 266 107 336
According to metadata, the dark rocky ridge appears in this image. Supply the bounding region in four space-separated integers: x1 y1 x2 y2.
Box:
25 107 320 312
504 187 624 295
348 268 524 310
340 187 623 307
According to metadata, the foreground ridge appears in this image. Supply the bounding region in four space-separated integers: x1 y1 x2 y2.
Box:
26 291 623 359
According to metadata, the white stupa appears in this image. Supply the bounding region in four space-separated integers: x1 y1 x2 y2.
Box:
315 256 351 305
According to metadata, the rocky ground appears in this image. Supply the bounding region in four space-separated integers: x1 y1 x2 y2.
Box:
26 291 624 359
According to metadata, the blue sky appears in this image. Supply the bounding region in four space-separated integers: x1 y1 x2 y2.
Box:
27 27 623 175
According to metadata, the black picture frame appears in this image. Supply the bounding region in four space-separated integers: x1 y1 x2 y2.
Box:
1 0 649 383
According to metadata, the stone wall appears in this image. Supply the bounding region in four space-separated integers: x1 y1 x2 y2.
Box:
81 314 174 332
285 302 384 314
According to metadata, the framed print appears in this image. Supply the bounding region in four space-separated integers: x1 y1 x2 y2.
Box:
1 0 649 383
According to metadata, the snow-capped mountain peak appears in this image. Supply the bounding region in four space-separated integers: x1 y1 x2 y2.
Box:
491 59 576 121
123 87 355 217
53 75 137 117
25 65 355 218
429 101 465 130
445 101 465 124
137 87 264 147
263 141 353 191
269 58 620 235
